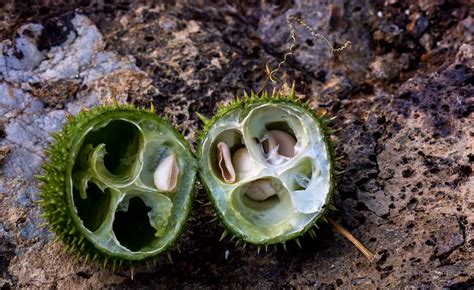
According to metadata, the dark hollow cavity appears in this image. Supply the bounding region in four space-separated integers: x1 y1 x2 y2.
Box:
81 119 142 176
73 182 111 232
113 197 155 252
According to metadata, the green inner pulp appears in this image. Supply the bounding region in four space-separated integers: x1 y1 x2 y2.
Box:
69 112 196 259
200 102 333 244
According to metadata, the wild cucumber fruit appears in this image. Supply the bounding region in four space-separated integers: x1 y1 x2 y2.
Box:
198 88 336 246
38 105 197 267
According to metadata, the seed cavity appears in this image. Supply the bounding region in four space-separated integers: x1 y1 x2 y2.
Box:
153 153 179 192
245 179 277 201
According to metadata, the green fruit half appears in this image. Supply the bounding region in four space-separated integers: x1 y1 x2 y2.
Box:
198 90 335 245
38 105 197 266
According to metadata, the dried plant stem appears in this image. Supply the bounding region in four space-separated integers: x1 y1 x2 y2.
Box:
327 216 376 262
267 15 351 84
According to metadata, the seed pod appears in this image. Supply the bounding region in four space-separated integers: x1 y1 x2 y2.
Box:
38 105 197 266
217 142 236 183
262 130 297 158
198 89 336 245
232 147 254 180
245 179 277 201
153 153 180 192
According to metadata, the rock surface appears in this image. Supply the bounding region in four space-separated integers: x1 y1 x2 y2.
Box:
0 1 472 288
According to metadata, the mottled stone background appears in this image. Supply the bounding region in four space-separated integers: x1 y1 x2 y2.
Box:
0 0 472 288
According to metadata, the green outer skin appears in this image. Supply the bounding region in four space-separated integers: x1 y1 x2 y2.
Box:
38 105 197 267
197 91 337 246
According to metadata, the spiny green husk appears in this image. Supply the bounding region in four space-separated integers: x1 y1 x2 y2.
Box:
197 86 338 247
38 104 197 269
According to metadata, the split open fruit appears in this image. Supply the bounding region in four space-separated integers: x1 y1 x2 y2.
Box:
198 91 335 245
38 90 335 266
38 105 197 266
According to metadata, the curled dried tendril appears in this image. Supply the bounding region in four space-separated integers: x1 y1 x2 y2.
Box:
250 16 374 261
266 15 351 84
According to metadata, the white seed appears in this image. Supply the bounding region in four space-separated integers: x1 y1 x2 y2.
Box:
217 142 236 183
232 147 253 180
245 179 276 201
262 130 296 158
153 153 179 192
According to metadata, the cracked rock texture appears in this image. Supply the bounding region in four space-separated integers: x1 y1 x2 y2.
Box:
0 1 472 288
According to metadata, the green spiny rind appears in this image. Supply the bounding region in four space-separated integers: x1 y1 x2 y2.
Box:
197 88 338 246
38 105 196 269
